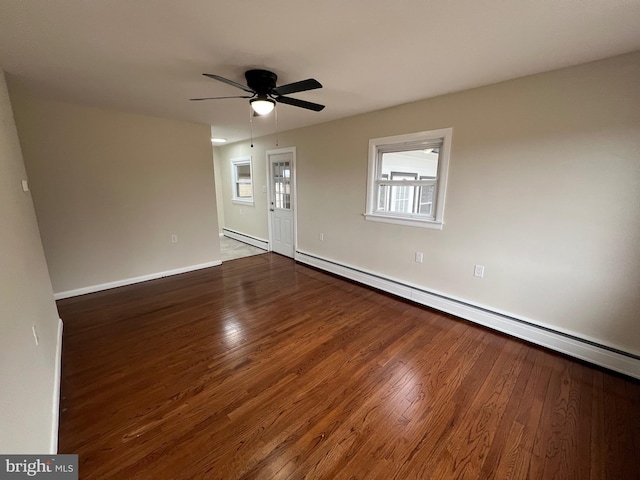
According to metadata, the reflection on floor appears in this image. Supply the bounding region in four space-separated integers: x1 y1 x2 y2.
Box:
220 235 267 262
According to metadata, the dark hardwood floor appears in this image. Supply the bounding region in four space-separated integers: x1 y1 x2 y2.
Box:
56 253 640 479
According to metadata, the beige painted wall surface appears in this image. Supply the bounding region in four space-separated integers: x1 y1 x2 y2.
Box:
219 52 640 355
9 86 220 294
212 146 225 235
0 70 60 453
216 140 269 240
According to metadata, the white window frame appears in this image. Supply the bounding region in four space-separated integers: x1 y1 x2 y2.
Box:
231 156 254 205
365 128 452 230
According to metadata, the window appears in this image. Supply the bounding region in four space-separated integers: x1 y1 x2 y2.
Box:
365 128 452 229
231 157 253 204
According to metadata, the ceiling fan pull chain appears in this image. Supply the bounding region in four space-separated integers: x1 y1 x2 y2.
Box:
275 105 279 147
249 103 254 148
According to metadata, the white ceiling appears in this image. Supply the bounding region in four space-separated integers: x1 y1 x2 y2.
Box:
1 0 639 144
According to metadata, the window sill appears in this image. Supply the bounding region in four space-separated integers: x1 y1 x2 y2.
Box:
363 213 443 230
232 199 254 206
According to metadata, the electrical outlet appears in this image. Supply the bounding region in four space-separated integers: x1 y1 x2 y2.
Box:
474 264 485 278
171 234 178 243
415 252 424 263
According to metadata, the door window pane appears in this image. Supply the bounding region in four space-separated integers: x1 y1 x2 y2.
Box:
273 162 291 209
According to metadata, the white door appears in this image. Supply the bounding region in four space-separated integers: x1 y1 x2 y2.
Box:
267 148 295 258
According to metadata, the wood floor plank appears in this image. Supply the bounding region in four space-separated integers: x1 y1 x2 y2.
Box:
478 346 539 479
303 323 487 480
250 324 446 479
427 340 526 479
56 253 640 479
601 372 640 480
540 361 580 479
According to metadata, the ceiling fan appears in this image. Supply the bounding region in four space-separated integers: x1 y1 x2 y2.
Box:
190 69 325 115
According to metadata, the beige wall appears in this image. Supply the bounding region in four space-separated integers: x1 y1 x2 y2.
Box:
212 147 225 236
218 52 640 355
9 86 221 294
217 140 270 240
0 70 61 452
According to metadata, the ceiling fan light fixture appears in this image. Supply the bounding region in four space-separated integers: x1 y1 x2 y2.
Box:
250 97 275 116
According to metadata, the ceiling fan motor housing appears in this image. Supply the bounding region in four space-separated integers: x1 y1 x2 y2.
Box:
245 69 278 95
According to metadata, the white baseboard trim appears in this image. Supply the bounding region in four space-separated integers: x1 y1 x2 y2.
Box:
50 318 63 454
53 260 222 300
295 250 640 380
222 228 269 251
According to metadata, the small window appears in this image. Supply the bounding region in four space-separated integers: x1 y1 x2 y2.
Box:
365 128 452 229
231 157 253 204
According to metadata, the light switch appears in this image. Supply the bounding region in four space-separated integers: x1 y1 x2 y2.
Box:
21 180 29 192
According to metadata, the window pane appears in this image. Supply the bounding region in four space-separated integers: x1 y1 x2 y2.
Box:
379 149 439 181
418 185 434 216
236 164 251 179
236 183 252 198
391 185 412 213
378 185 389 210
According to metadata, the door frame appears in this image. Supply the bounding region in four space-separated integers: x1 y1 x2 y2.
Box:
266 146 297 256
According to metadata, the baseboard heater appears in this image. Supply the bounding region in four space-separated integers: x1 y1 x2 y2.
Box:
295 250 640 380
222 228 269 251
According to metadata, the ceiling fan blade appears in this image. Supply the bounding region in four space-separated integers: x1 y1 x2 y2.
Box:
190 95 253 101
202 73 255 93
276 95 325 112
272 78 322 96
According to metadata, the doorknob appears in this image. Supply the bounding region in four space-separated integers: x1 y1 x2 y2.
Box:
270 208 274 212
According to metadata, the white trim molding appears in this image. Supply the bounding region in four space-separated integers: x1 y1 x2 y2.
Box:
365 128 452 229
222 228 269 251
54 260 222 300
230 156 254 205
363 213 444 230
50 318 63 454
294 250 640 380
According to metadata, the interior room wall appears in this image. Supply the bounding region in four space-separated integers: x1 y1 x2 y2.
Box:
216 140 270 241
217 51 640 356
212 145 225 236
0 70 61 453
9 85 221 295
